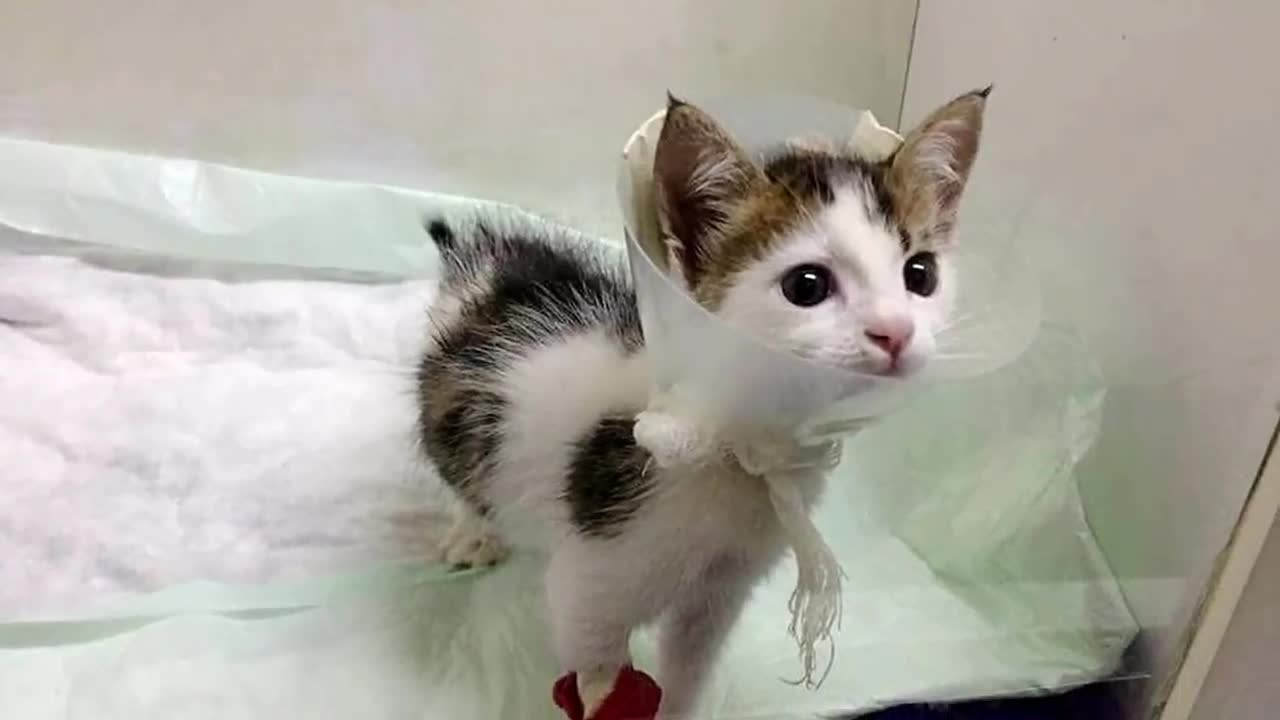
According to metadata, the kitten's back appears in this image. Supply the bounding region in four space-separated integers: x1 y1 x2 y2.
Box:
418 218 652 544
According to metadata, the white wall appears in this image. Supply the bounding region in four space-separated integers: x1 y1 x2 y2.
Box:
903 0 1280 704
0 0 914 238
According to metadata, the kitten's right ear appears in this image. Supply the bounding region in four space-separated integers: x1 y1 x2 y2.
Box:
653 95 765 284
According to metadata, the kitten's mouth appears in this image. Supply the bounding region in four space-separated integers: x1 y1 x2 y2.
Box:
856 355 919 379
794 345 918 379
871 363 907 378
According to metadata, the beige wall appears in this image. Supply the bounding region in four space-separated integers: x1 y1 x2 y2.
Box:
1192 511 1280 718
903 0 1280 707
0 0 914 237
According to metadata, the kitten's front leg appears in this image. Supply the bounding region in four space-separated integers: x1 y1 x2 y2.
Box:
656 563 757 720
545 543 636 718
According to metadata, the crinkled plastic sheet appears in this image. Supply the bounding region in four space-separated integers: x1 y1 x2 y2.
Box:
0 136 1137 719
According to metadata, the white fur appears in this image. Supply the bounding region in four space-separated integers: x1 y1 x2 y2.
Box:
717 182 957 377
490 330 650 546
430 314 825 717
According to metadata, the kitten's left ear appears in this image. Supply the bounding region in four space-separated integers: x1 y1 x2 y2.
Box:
888 86 990 241
653 95 766 284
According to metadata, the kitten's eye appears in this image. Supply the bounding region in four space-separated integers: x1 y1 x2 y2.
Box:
780 264 834 307
903 252 939 297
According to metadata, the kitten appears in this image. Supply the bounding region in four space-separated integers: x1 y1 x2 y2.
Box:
416 89 988 719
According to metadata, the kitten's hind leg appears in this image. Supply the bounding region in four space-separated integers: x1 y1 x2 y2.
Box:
439 494 508 569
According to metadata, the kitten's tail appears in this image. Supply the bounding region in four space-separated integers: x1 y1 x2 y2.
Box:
426 217 457 253
425 216 466 280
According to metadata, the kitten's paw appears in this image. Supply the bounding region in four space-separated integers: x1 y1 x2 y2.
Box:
440 519 508 569
634 411 717 469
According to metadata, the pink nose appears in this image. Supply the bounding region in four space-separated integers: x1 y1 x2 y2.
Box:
865 317 915 361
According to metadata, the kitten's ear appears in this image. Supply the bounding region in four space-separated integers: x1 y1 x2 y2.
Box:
654 96 765 283
888 87 990 241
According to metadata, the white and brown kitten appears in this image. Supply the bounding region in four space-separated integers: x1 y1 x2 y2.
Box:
417 89 988 719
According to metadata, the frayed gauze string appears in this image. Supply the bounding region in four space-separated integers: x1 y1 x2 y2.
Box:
765 472 844 689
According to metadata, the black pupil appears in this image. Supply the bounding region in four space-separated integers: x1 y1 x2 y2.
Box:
904 252 938 297
781 265 832 307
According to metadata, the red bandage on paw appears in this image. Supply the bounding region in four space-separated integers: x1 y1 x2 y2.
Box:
552 666 662 720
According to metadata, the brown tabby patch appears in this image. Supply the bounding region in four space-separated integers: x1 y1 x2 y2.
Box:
694 150 900 309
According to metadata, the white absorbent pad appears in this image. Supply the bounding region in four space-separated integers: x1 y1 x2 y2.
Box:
0 137 1136 719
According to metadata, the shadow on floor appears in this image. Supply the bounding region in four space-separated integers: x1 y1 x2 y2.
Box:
858 678 1141 720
